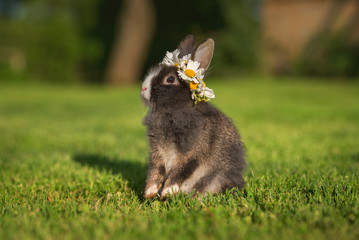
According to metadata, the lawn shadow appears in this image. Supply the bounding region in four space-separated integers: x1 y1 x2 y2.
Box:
352 153 359 162
72 153 148 197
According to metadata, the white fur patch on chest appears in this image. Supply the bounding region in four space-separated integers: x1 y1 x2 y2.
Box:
205 174 221 193
180 164 210 193
158 145 178 173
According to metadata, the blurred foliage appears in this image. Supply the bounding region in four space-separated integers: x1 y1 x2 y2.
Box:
0 0 109 83
213 0 261 74
0 0 260 83
2 0 358 83
295 33 359 78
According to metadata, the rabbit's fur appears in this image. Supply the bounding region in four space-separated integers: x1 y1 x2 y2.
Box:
141 35 246 199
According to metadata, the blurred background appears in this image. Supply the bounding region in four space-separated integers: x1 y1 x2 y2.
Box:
0 0 358 85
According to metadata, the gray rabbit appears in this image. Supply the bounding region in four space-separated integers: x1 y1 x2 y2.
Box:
141 35 246 199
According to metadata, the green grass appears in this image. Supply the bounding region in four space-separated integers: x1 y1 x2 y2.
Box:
0 78 358 240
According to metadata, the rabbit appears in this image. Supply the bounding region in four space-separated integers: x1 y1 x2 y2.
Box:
141 35 246 199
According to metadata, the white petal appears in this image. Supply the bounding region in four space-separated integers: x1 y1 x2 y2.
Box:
191 91 195 100
196 68 205 77
204 88 215 98
180 61 187 69
163 49 181 66
192 78 199 84
182 54 191 62
177 71 192 82
187 60 200 71
163 56 174 65
173 49 180 63
196 73 204 81
197 82 205 91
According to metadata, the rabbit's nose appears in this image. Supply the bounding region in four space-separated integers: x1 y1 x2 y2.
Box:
142 87 148 92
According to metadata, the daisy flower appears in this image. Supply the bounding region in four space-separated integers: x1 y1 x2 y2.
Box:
161 48 215 103
179 54 191 68
178 60 201 83
163 49 180 66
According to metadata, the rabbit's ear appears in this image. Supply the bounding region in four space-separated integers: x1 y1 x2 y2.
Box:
193 38 214 70
178 35 196 58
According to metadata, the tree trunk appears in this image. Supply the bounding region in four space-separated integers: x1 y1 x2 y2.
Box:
105 0 156 85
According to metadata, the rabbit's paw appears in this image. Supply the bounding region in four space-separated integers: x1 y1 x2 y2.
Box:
160 184 179 200
144 184 160 198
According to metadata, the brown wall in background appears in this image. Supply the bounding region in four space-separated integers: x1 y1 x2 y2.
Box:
262 0 359 74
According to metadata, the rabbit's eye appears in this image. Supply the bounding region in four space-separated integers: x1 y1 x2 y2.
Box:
167 76 175 83
163 74 179 85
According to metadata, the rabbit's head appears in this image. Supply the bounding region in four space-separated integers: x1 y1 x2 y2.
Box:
141 35 215 108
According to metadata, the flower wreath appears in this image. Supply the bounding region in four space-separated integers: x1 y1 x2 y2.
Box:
162 49 215 104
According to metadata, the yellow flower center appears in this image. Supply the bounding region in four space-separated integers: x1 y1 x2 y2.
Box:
184 69 196 78
189 82 198 90
203 81 206 87
174 63 179 68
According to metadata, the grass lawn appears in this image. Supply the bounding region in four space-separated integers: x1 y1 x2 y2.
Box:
0 77 358 240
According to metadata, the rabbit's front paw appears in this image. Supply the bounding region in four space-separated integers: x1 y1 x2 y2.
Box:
144 184 160 198
160 184 179 200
